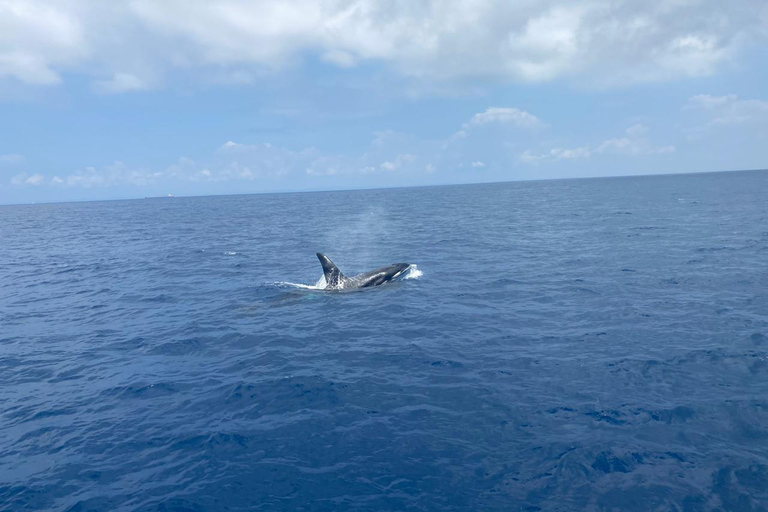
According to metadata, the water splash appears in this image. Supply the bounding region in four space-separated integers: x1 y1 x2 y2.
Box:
402 264 423 279
273 280 324 290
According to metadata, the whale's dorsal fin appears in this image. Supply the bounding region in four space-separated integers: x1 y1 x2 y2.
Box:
317 253 346 288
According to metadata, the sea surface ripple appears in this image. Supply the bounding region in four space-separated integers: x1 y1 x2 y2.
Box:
1 171 767 511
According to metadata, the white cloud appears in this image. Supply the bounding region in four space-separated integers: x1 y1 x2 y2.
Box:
685 94 768 131
26 173 44 185
1 1 765 90
0 102 689 194
321 50 357 68
220 141 274 151
519 146 592 164
685 94 740 110
503 5 586 82
441 130 468 150
62 161 158 187
597 125 676 156
19 132 429 190
519 150 546 164
0 0 86 85
306 165 339 176
93 72 150 94
0 153 25 164
10 172 44 186
25 173 44 185
379 154 416 172
553 147 592 160
625 124 649 138
212 140 317 178
466 107 545 129
522 124 673 163
163 157 196 179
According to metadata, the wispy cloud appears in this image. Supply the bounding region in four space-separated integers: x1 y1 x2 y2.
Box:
597 125 676 156
62 162 159 187
685 94 740 110
685 94 768 134
18 132 431 190
379 154 416 172
520 124 674 164
465 107 546 130
10 172 44 186
519 146 591 164
93 72 151 94
0 153 25 164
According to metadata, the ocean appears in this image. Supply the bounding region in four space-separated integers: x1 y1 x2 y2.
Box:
1 170 767 511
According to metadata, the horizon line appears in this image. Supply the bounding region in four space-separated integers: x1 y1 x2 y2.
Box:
2 166 766 207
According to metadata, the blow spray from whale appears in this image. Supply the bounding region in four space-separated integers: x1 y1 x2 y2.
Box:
315 253 418 290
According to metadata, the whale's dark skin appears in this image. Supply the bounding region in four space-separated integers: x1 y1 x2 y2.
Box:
316 253 411 290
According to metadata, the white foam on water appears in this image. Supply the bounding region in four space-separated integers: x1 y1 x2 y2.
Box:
402 264 423 279
272 275 326 290
273 281 322 290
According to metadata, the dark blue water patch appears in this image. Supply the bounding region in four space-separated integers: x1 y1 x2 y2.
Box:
1 171 768 511
100 382 182 400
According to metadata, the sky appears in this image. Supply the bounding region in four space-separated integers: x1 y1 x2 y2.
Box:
1 0 767 204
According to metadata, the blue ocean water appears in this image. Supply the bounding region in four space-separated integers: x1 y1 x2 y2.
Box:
1 170 767 512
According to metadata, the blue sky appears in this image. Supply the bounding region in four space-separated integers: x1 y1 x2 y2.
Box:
1 1 767 204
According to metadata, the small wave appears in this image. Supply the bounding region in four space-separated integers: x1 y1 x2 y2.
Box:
224 251 238 256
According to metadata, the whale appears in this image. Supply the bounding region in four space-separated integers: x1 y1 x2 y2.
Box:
316 253 411 290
